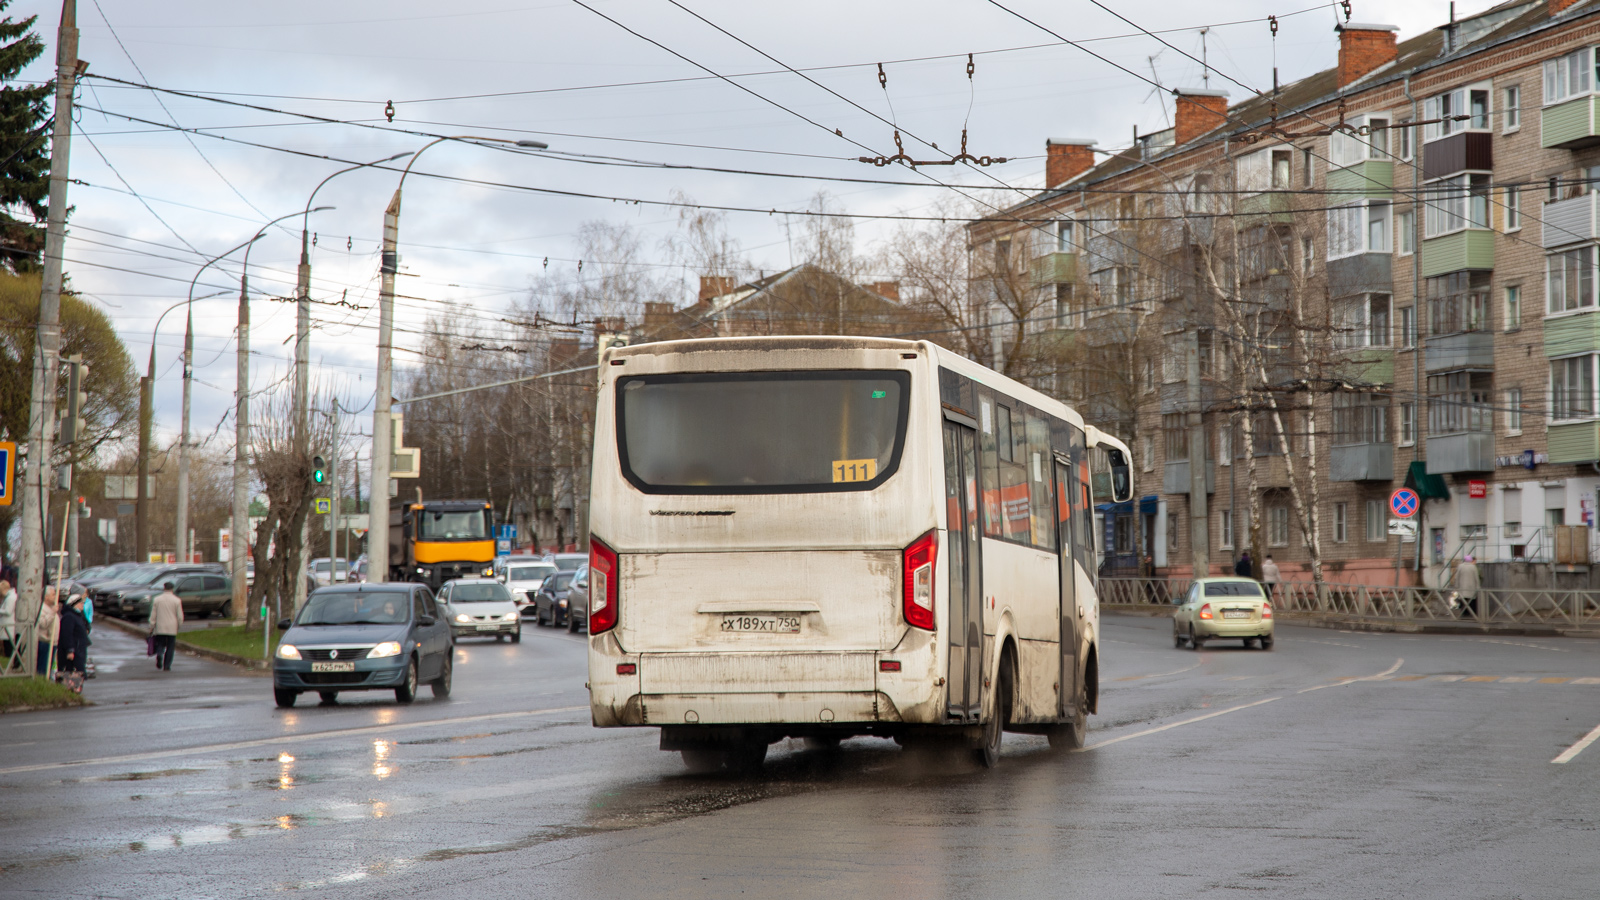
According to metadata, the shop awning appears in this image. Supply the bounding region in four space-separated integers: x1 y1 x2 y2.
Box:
1139 494 1159 515
1404 461 1450 500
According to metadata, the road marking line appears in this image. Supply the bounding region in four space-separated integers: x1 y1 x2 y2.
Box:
1296 658 1405 694
1500 676 1535 683
1084 659 1403 752
1429 675 1465 682
1394 675 1427 681
1553 720 1600 765
0 705 590 776
1539 677 1571 684
1574 677 1600 685
1464 676 1501 682
1112 660 1203 682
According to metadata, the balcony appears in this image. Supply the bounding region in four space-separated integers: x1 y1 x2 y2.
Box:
1030 251 1077 285
1425 332 1494 372
1326 252 1392 298
1541 95 1600 150
1339 348 1394 384
1425 432 1494 473
1545 309 1600 357
1422 132 1493 180
1330 442 1395 482
1542 191 1600 248
1235 191 1294 223
1163 459 1216 495
1325 160 1393 199
1549 421 1600 464
1419 229 1494 277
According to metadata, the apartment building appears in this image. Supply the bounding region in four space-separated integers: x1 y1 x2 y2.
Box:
969 0 1600 587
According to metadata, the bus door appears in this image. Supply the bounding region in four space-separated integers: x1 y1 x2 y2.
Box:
1053 457 1080 716
942 419 983 722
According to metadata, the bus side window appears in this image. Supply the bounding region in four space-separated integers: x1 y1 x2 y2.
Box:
1026 412 1055 551
978 394 1003 537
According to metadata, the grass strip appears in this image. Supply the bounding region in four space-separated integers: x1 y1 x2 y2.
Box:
0 676 89 713
178 625 282 660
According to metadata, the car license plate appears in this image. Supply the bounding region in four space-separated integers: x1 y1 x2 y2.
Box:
475 624 498 631
311 661 355 672
721 614 801 634
1222 608 1251 619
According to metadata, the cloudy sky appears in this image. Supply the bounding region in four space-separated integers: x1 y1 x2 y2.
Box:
11 0 1488 467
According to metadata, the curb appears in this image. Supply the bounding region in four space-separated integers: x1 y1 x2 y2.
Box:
98 616 272 675
1103 604 1600 638
1 699 92 715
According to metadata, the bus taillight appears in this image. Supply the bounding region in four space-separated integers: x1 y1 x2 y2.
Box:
902 530 937 631
590 536 619 634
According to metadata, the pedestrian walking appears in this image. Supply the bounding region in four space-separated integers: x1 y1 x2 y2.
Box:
1456 554 1481 620
1261 554 1281 601
1234 550 1253 579
149 581 183 671
56 592 90 693
35 587 60 676
0 578 17 669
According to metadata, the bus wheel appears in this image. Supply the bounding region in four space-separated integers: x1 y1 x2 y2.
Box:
974 653 1013 768
1048 682 1088 752
681 748 723 774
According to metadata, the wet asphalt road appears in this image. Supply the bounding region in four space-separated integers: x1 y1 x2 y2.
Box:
3 616 1599 899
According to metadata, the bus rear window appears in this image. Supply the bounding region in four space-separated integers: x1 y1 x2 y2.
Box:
617 371 909 494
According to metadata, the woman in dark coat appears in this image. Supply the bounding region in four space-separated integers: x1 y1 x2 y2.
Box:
56 594 91 687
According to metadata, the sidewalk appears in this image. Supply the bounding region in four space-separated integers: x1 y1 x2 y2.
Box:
1103 603 1600 638
97 615 271 673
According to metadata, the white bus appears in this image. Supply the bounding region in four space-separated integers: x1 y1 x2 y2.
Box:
585 335 1132 772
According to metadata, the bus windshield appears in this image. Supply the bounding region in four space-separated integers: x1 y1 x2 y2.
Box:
617 371 909 493
418 510 488 540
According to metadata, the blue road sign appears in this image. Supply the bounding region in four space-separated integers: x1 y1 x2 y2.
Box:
1390 488 1419 519
0 441 13 506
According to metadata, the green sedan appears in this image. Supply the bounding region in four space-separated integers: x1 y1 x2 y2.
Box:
1172 577 1274 650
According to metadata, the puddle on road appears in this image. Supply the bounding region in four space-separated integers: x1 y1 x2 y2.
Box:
67 768 205 783
2 814 312 873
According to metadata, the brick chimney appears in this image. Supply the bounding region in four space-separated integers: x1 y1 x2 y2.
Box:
1173 89 1229 145
1045 138 1096 189
698 274 736 302
1551 0 1584 13
1336 23 1399 87
865 281 900 303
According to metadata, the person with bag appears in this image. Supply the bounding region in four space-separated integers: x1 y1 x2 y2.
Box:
149 581 183 672
56 592 90 693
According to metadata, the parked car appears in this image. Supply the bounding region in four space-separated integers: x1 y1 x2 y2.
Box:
309 558 352 587
117 571 233 620
564 566 591 633
437 578 522 642
500 559 557 618
92 563 225 619
532 570 578 627
272 583 453 707
547 552 589 573
71 562 143 591
1172 577 1275 650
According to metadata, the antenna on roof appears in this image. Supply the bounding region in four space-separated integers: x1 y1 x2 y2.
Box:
1199 27 1210 89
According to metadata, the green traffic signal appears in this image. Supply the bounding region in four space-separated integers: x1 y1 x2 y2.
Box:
312 454 326 485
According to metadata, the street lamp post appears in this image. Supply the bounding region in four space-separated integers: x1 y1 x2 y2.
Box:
230 209 332 626
291 152 412 611
367 136 545 584
142 289 227 566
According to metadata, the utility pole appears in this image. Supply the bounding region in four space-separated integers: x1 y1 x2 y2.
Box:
18 0 80 670
294 224 312 612
61 356 87 573
232 258 252 623
369 189 400 585
137 348 154 561
174 310 193 562
1188 331 1210 577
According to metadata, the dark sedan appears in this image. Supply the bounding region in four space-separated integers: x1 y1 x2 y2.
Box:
563 566 590 634
272 584 453 707
532 570 577 627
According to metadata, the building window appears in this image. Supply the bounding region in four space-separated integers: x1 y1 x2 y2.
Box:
1547 246 1597 313
1504 285 1522 331
1056 219 1075 252
1302 148 1313 186
1505 387 1523 434
1399 305 1417 348
1424 86 1489 140
1141 434 1154 472
1397 209 1415 255
1268 504 1290 547
1163 413 1188 460
1271 149 1292 189
1550 355 1597 420
1397 118 1413 160
1220 509 1234 549
994 237 1012 273
1333 502 1348 543
1504 85 1521 131
1333 393 1390 444
1505 186 1520 231
1302 237 1314 275
1543 47 1593 105
1428 371 1493 434
1427 272 1490 335
1328 200 1392 259
1218 417 1232 466
1191 173 1214 214
1142 357 1156 393
1334 294 1392 349
1330 116 1390 168
1400 401 1417 445
1366 499 1386 542
1424 173 1491 237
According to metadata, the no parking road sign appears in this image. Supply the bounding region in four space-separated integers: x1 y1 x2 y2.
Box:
1390 488 1419 519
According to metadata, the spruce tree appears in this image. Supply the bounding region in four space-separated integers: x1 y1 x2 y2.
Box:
0 3 50 273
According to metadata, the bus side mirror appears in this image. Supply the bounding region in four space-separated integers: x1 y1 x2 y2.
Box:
1107 448 1133 503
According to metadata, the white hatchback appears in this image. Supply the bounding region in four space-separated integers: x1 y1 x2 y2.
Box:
437 578 523 642
501 560 557 618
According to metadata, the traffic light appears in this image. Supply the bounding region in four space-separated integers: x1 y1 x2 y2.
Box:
59 356 89 445
312 455 326 485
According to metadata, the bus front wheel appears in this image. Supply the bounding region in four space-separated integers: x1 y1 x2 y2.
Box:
974 651 1014 768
